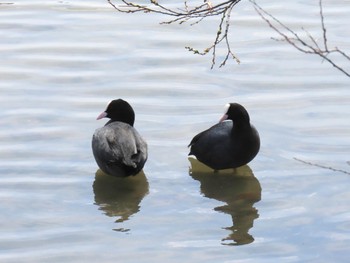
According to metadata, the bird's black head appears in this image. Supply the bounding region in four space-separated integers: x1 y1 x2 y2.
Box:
97 99 135 126
220 103 250 126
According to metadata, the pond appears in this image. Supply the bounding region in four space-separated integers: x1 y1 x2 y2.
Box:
0 0 349 262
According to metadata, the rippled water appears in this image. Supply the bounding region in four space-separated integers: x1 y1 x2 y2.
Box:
1 0 349 262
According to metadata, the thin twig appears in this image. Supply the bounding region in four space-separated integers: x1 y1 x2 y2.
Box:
250 0 350 77
294 158 350 175
319 0 328 51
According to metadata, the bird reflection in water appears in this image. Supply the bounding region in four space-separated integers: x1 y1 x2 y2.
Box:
189 157 261 246
93 169 149 232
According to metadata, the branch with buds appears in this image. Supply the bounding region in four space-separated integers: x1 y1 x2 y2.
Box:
108 0 349 75
250 0 350 77
108 0 242 68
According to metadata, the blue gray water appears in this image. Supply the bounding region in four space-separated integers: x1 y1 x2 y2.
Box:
0 1 349 262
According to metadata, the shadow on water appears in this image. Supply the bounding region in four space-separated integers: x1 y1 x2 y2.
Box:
189 157 261 246
92 169 149 232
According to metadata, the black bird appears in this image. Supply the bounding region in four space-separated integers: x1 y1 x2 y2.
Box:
188 103 260 170
92 99 147 177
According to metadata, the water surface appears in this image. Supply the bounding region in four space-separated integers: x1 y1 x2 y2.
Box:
0 0 349 262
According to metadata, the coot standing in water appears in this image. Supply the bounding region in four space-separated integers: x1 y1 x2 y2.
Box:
188 103 260 170
92 99 147 177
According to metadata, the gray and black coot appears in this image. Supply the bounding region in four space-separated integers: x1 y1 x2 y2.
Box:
188 103 260 170
92 99 148 177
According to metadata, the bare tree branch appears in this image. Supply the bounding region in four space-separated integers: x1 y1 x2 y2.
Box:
294 158 350 176
108 0 241 68
250 0 350 77
107 0 350 75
